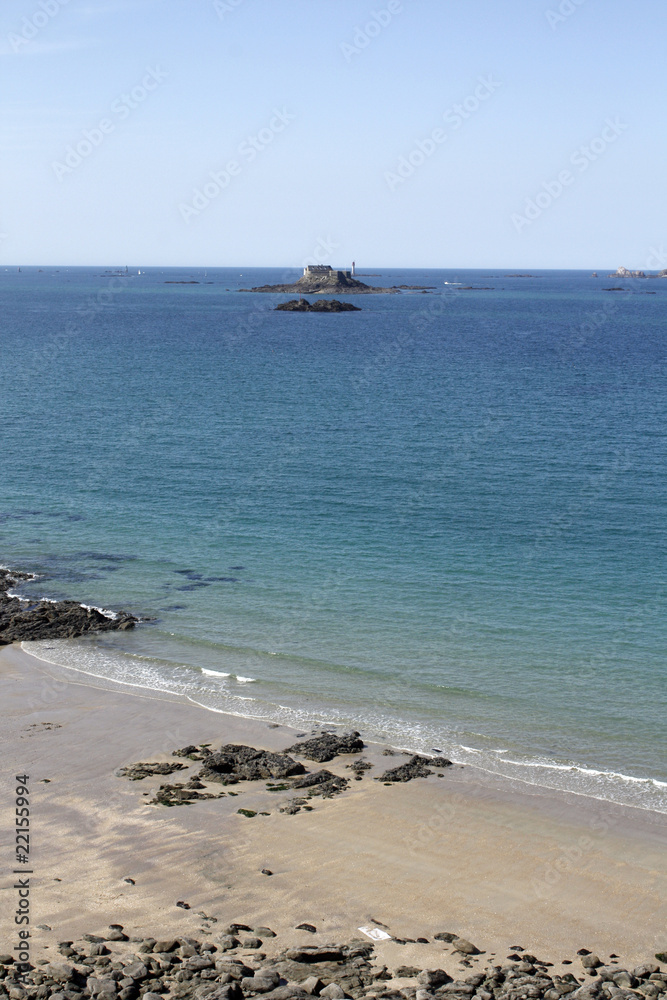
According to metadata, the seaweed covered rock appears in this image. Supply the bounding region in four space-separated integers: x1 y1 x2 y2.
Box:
286 731 365 763
198 745 305 784
378 753 451 783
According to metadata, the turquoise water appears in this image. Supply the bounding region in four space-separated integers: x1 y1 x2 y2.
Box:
1 266 666 811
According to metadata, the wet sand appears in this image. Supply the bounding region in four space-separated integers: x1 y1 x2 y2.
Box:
1 642 665 974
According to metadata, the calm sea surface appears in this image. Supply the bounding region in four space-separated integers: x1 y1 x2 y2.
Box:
1 266 666 811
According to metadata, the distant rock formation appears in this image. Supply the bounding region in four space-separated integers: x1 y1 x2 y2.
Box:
274 298 361 312
241 266 398 295
608 266 646 278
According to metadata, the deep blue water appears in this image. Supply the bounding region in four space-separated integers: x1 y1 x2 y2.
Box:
1 265 666 811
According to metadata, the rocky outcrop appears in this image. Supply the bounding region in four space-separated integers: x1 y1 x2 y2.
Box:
275 299 361 312
378 753 452 782
197 745 306 784
286 731 365 762
608 267 646 278
241 272 398 295
0 567 137 645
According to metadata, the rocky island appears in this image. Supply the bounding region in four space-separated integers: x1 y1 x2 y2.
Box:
275 298 361 313
241 265 399 295
0 566 137 643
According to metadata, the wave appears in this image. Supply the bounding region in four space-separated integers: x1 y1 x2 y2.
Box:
21 637 667 815
5 570 119 620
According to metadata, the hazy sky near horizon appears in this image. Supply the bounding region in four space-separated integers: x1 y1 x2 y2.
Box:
1 0 666 269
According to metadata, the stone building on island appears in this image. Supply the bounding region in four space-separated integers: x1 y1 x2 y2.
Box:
303 264 352 280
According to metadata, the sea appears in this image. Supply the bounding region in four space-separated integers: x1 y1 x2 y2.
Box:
1 265 666 814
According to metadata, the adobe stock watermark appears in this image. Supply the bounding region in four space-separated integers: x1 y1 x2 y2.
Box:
545 0 587 30
512 116 628 232
384 75 501 191
52 67 168 181
179 107 295 224
340 1 404 63
7 0 71 54
212 0 244 18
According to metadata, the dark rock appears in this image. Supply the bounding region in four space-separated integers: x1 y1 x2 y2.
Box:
240 976 277 993
116 762 187 781
153 940 179 953
433 933 458 943
0 567 137 644
345 758 372 777
291 770 349 797
198 745 305 783
285 948 346 964
634 965 660 979
613 972 638 989
261 870 273 877
176 901 191 910
377 755 435 783
287 732 365 763
149 782 219 807
417 971 451 988
259 989 309 1000
296 925 317 934
274 298 361 313
300 976 323 994
173 746 207 760
319 985 345 999
581 957 601 970
216 936 239 952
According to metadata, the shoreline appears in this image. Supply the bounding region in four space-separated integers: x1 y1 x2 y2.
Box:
3 566 665 815
2 641 666 973
19 634 667 816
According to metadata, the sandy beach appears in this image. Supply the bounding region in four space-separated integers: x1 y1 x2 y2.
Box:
1 641 665 976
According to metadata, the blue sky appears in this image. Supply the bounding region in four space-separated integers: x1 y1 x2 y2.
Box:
1 0 665 268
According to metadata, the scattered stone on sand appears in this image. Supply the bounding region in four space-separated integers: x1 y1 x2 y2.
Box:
0 567 137 644
1 926 665 1000
286 731 365 763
